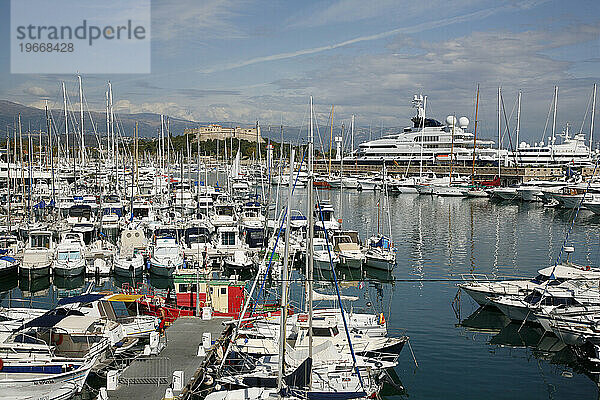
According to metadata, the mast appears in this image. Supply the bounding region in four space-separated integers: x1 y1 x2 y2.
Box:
6 126 11 234
471 85 479 183
328 105 334 177
450 115 455 184
135 122 139 189
516 90 522 166
551 85 558 162
45 102 55 209
497 86 501 177
418 95 427 179
306 96 315 370
106 88 110 168
78 75 85 168
350 114 355 161
108 82 115 190
591 83 597 157
62 82 69 164
18 115 25 220
277 148 295 395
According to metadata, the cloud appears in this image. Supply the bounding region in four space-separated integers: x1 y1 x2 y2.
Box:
152 0 247 42
25 86 49 97
198 4 512 74
263 23 600 139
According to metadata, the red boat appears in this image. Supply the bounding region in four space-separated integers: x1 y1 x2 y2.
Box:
479 176 501 187
124 281 281 325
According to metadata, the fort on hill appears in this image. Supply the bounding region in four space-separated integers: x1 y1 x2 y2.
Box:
184 124 264 143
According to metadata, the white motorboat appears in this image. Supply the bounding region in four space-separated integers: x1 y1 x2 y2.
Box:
311 238 339 270
149 234 184 277
20 230 55 278
459 263 600 307
53 232 86 277
114 228 147 276
332 231 364 269
364 235 396 270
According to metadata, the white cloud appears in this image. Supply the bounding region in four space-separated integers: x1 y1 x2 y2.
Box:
25 86 49 97
199 4 511 74
152 0 247 41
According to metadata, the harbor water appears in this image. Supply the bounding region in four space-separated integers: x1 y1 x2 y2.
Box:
3 189 600 399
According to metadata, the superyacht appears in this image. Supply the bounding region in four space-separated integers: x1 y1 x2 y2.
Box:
354 95 503 164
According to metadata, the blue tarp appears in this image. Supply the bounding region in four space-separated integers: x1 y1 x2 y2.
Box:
33 200 46 209
0 255 16 263
57 293 105 306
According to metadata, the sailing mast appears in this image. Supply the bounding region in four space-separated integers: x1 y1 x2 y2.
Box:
78 75 85 169
419 95 427 180
328 105 334 177
450 115 455 184
6 126 11 234
277 148 295 396
45 102 55 210
515 90 522 166
306 96 315 375
591 83 597 158
62 82 69 165
471 85 479 184
497 87 501 178
551 85 558 162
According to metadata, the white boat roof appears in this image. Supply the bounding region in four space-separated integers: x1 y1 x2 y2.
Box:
538 264 600 279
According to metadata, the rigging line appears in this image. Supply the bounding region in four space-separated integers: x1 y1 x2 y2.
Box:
248 147 307 318
315 190 365 392
579 87 594 136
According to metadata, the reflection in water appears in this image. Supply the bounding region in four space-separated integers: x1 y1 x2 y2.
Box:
18 275 51 297
459 306 598 387
53 273 85 291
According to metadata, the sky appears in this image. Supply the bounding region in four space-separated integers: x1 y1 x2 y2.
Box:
0 0 599 145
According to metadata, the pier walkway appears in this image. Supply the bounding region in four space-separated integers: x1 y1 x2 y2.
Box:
108 316 231 400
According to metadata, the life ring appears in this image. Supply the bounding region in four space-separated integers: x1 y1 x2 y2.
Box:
51 333 64 346
0 358 3 371
586 265 591 271
379 313 386 325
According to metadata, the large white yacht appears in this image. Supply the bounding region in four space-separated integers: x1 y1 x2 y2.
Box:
355 95 502 164
513 123 594 166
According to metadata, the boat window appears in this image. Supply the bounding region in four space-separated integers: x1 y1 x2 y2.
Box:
524 293 542 304
57 251 80 261
312 327 332 337
133 208 149 218
112 301 134 318
530 274 547 284
31 234 50 248
221 287 227 295
222 231 236 246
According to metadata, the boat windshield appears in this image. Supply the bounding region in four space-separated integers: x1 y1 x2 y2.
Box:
133 207 150 218
31 234 50 248
58 250 81 261
530 274 565 285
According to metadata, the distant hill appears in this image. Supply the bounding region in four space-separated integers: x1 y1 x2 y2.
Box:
0 100 398 146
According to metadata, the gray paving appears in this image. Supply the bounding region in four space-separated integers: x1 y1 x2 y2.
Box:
109 316 231 400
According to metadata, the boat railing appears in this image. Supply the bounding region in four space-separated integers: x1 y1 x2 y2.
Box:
119 355 171 385
459 273 527 282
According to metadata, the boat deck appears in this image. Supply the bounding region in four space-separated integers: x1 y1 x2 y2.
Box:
108 316 231 399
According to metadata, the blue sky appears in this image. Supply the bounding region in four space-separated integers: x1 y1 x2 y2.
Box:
1 0 600 144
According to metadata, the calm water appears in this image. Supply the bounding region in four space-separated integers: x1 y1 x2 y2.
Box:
4 189 600 399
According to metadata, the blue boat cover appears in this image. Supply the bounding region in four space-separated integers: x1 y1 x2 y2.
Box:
57 293 105 306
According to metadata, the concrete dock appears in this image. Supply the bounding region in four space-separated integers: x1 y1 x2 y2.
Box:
108 316 231 400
